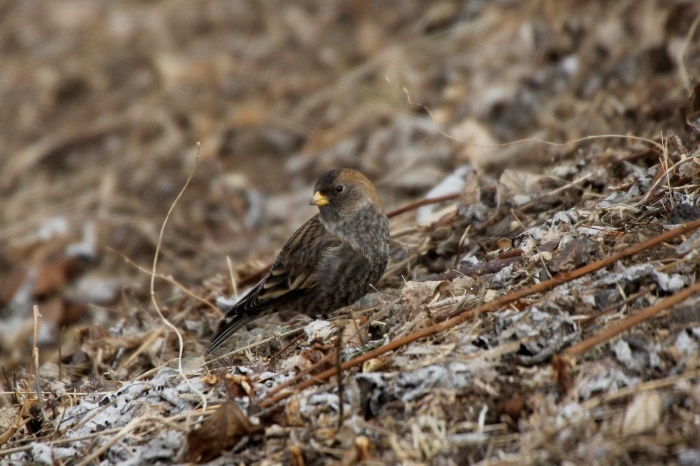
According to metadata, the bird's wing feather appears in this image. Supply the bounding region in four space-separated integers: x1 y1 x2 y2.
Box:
207 216 339 355
234 215 338 313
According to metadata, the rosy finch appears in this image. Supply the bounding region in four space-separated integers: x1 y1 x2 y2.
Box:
207 168 390 354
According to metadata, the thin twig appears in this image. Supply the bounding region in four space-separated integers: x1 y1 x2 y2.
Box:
0 408 210 457
58 326 64 383
387 193 460 218
108 247 219 315
148 147 207 419
32 305 48 423
387 74 666 154
261 298 400 402
270 333 305 361
582 367 700 410
262 351 335 401
565 280 700 357
511 210 551 279
76 416 154 466
419 255 523 282
335 324 345 433
258 218 700 407
226 256 239 300
204 327 306 365
118 328 165 370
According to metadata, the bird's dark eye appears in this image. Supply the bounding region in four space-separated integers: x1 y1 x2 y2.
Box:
335 185 344 193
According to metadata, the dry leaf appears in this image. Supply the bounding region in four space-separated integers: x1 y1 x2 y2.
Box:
185 401 263 463
341 435 373 465
285 397 304 427
224 373 254 399
621 390 662 436
401 280 446 308
500 393 525 423
342 317 368 348
362 358 387 373
549 237 598 273
289 444 305 466
552 354 576 394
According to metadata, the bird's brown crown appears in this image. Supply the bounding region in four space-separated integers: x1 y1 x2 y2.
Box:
312 168 383 212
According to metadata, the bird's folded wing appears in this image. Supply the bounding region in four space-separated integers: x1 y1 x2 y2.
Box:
225 215 340 316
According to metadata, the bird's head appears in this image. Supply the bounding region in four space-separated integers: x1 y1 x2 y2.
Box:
310 168 383 217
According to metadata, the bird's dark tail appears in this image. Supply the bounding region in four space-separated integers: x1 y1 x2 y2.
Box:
205 311 256 355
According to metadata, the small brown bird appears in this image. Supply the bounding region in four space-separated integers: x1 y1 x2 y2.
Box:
207 168 390 355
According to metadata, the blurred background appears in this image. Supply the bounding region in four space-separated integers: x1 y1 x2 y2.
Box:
1 0 698 373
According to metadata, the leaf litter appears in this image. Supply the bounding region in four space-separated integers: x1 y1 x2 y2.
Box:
2 1 700 465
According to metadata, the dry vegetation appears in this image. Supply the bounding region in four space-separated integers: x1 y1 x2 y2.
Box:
2 1 700 464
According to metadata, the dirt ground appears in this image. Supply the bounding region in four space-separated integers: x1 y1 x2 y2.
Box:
2 1 700 465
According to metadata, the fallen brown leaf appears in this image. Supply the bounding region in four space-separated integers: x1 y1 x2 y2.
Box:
185 401 263 463
223 373 254 399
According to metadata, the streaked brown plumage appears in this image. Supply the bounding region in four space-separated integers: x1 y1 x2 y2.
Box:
206 168 390 355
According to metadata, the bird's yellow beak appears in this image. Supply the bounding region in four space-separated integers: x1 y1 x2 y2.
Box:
310 191 329 206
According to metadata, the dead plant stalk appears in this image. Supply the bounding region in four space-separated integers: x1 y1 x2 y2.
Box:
259 218 700 407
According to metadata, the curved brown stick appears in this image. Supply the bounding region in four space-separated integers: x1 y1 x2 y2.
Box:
258 218 700 407
262 351 335 399
566 280 700 356
387 193 459 218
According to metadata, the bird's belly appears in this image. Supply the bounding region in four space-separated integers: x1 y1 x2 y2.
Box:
296 250 382 316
